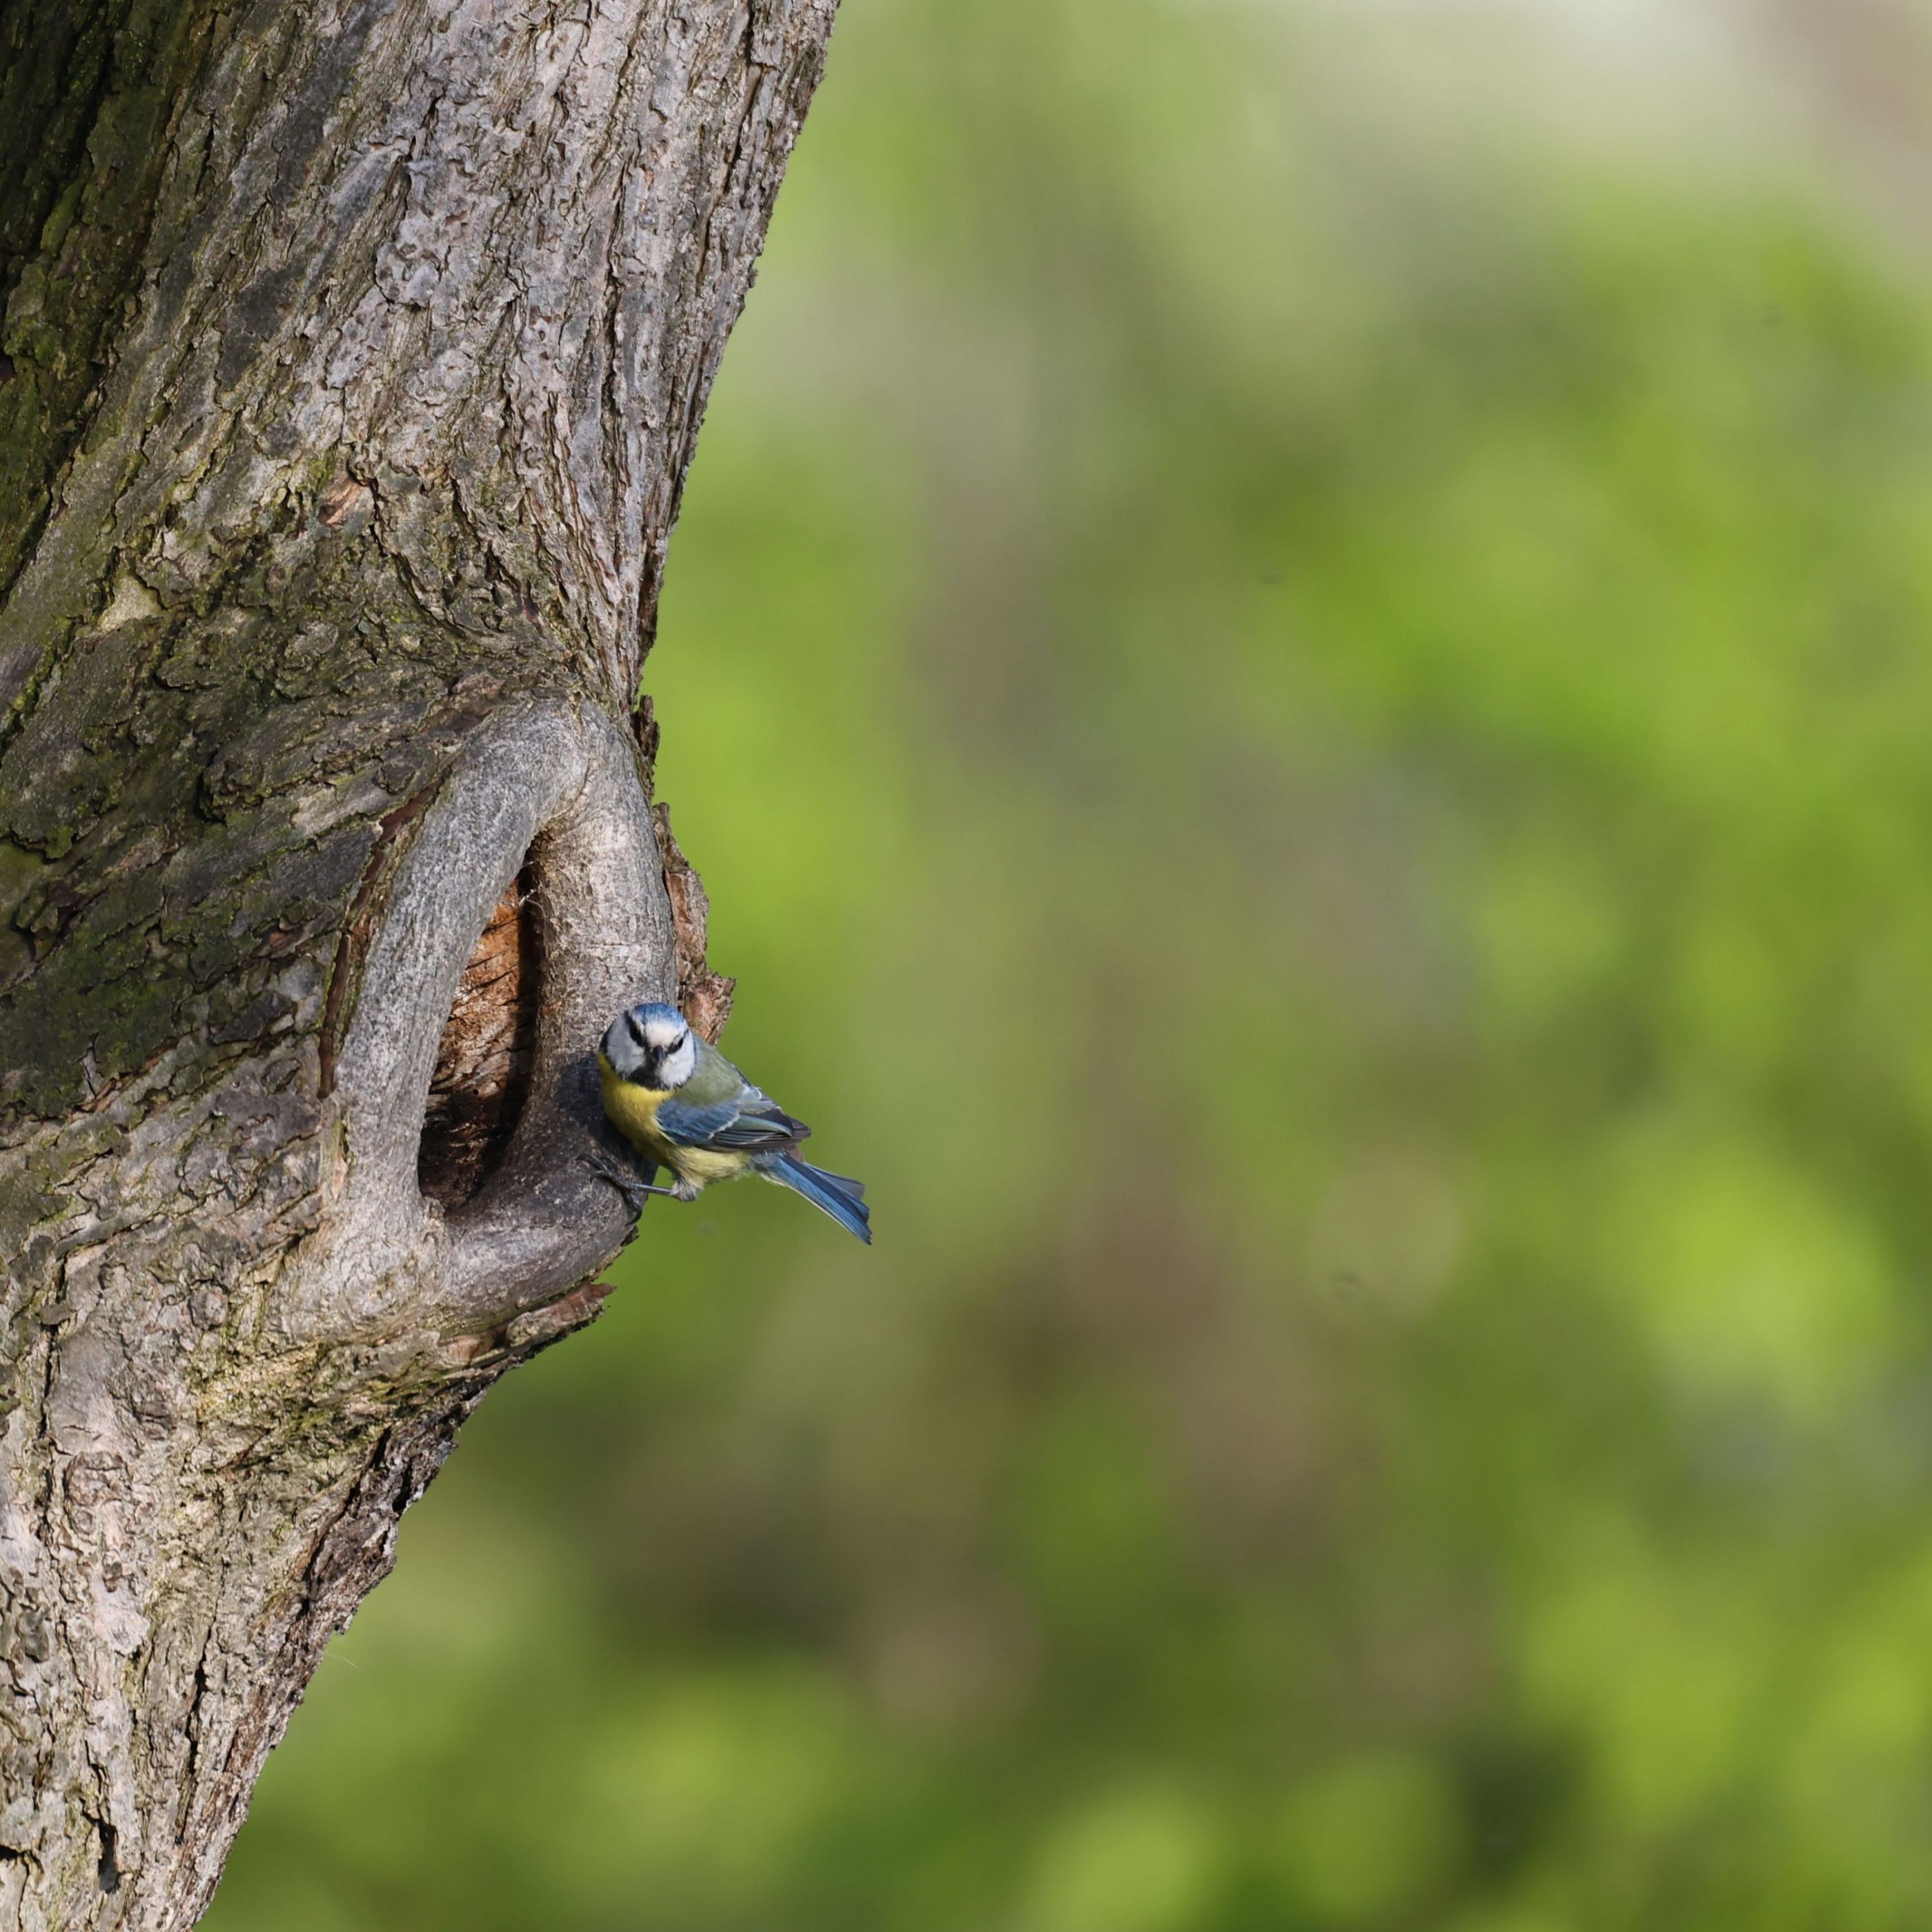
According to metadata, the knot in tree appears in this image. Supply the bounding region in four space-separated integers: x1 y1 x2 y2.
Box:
0 0 835 1924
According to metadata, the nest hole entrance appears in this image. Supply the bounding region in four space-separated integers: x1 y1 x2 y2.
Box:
417 862 541 1210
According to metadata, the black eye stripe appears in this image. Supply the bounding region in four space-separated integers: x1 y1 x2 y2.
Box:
626 1012 646 1045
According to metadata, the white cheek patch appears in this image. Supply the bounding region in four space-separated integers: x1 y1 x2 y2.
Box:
660 1038 697 1087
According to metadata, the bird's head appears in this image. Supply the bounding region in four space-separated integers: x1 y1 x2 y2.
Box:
602 1001 697 1090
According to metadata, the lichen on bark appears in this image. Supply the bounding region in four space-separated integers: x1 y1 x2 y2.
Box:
0 0 838 1924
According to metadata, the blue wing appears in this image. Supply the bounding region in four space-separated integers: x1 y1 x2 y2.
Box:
656 1088 808 1153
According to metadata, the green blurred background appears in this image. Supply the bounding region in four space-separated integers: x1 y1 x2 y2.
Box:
207 2 1932 1926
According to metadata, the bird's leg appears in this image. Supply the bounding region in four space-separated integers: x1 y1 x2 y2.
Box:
584 1146 680 1214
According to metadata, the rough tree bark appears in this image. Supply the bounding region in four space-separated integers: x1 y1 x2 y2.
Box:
0 0 833 1924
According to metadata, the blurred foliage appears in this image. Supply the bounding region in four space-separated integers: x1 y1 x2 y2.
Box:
207 1 1932 1928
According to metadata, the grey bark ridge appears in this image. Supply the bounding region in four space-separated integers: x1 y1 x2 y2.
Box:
0 0 839 1924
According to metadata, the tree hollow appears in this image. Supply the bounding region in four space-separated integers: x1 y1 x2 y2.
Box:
417 867 541 1211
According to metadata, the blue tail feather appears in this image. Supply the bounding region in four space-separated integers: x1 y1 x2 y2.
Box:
762 1152 871 1243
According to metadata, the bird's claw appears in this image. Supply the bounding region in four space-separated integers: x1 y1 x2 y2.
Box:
584 1147 679 1216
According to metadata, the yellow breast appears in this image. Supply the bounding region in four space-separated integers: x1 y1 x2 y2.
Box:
600 1055 674 1161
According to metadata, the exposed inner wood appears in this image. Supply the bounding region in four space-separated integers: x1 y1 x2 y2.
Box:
654 800 735 1043
417 867 540 1208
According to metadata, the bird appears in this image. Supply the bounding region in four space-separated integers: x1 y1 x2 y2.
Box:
591 1000 871 1243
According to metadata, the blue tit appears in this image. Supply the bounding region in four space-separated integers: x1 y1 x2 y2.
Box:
593 1001 871 1243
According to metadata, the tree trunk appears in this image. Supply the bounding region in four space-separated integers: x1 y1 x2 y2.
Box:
0 0 833 1924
